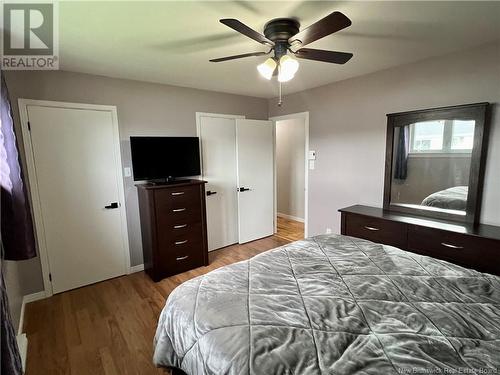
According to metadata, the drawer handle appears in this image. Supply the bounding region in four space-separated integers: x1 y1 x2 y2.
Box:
441 242 464 250
171 192 185 196
172 208 186 212
364 226 380 231
176 255 189 261
175 240 188 245
174 224 188 229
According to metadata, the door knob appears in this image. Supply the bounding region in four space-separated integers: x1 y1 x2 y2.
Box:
104 202 119 209
237 187 250 192
206 190 217 196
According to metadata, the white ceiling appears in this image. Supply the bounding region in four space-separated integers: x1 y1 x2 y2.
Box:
59 1 500 98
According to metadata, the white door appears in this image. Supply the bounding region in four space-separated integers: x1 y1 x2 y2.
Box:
199 116 239 251
236 119 274 243
26 105 128 294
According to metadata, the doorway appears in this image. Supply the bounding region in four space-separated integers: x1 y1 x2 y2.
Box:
271 112 309 241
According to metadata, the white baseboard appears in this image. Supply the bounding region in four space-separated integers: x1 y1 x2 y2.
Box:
16 333 28 373
18 291 47 336
277 212 305 223
129 264 144 274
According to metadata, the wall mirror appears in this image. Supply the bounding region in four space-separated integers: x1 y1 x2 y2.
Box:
383 103 489 224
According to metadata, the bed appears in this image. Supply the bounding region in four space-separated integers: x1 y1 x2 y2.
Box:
153 234 500 374
421 186 468 211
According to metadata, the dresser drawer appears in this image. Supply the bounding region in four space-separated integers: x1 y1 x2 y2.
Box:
167 222 202 241
156 203 202 226
155 184 201 209
408 225 499 274
158 222 203 248
344 213 407 248
160 240 205 275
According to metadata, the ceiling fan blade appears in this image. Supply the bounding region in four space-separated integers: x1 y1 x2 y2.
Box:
209 51 268 62
220 19 274 46
290 11 351 47
294 48 353 64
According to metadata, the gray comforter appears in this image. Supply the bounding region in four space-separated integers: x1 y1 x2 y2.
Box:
153 234 500 374
421 186 468 211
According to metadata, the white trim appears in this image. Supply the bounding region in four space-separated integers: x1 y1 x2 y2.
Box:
18 291 47 335
16 333 27 373
277 212 305 223
269 112 310 238
18 99 131 297
128 263 145 273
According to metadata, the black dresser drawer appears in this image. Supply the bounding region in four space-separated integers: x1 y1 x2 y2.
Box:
408 225 499 274
344 213 407 249
339 205 500 276
155 184 201 209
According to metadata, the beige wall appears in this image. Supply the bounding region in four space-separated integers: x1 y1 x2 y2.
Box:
269 41 500 236
5 70 268 296
276 118 305 220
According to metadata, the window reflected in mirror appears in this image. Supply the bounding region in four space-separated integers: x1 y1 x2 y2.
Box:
390 119 475 215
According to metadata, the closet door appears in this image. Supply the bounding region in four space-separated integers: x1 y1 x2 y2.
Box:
199 116 239 251
236 119 274 243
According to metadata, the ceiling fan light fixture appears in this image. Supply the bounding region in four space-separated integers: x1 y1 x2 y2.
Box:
278 55 299 82
257 58 277 80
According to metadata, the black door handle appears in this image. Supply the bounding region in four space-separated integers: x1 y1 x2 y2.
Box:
206 191 217 196
237 187 250 192
104 202 119 209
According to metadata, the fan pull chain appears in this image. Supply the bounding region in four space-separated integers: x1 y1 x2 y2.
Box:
278 81 283 107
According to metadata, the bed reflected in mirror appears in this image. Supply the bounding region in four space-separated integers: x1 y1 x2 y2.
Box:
390 119 475 216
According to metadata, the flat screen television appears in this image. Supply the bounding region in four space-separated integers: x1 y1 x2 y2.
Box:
130 136 201 181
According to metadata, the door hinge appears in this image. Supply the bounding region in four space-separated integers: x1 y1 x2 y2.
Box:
27 121 31 131
49 273 52 282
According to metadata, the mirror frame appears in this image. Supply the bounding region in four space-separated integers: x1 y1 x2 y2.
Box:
383 102 490 224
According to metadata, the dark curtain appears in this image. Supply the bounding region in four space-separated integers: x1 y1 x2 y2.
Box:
1 73 36 260
1 71 37 375
394 125 409 180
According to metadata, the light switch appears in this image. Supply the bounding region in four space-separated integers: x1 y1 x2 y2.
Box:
308 150 316 160
124 167 131 177
309 160 315 170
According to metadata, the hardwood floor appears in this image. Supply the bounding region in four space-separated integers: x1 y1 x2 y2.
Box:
23 224 302 375
276 216 305 242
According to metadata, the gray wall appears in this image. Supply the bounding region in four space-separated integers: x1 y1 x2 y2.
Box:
276 118 305 220
391 156 471 205
5 70 268 296
269 41 500 235
5 41 500 301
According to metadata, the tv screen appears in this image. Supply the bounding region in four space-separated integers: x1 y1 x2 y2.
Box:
130 136 201 181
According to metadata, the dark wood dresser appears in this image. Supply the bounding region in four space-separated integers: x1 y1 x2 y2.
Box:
137 180 209 281
339 205 500 275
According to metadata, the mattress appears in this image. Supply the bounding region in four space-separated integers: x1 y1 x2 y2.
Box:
421 186 468 210
153 234 500 374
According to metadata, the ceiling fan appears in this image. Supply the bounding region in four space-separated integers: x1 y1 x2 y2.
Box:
209 11 353 83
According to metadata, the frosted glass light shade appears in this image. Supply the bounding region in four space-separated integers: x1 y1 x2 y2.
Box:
257 58 277 80
278 55 299 82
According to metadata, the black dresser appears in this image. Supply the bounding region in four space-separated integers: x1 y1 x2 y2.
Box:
339 205 500 275
137 180 209 281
